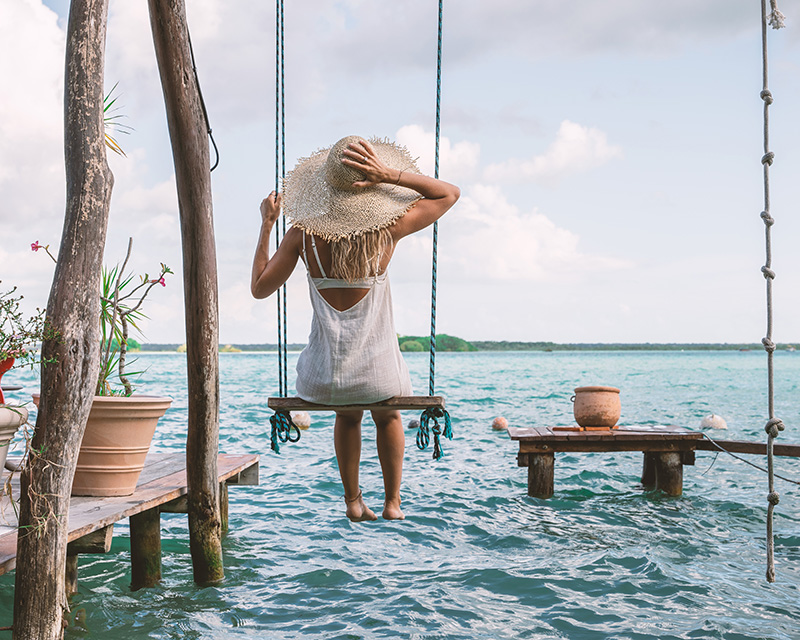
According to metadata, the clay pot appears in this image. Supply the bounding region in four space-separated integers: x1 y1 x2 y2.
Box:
0 405 28 471
33 394 171 496
571 386 621 429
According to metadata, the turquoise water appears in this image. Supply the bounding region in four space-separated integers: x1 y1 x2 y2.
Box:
2 351 799 639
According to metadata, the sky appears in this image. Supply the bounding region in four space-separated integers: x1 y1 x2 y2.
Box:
2 0 800 345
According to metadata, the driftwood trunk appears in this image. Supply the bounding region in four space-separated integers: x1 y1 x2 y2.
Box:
148 0 223 584
13 1 113 637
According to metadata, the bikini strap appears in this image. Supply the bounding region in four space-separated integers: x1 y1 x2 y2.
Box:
301 231 311 271
310 234 328 279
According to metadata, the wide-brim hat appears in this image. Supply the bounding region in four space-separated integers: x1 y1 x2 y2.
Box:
282 135 422 241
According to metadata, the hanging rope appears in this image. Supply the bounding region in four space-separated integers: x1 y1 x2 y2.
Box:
759 0 786 584
416 0 453 461
186 28 219 172
270 410 300 454
274 0 289 399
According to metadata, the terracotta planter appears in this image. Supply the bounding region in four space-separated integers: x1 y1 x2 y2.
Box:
0 405 28 471
33 394 172 496
572 386 621 429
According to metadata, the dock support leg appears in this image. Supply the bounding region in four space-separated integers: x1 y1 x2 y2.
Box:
65 554 78 597
527 453 555 499
130 508 161 590
219 482 228 536
654 452 683 496
641 453 657 489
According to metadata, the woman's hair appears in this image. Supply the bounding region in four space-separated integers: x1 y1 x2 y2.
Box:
329 227 393 282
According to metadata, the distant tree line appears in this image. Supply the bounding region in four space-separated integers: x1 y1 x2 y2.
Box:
137 340 798 352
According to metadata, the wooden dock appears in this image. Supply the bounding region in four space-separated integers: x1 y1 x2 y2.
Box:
508 425 703 498
0 452 259 591
508 425 800 499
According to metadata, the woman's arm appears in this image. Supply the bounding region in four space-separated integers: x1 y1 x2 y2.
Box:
342 140 460 241
250 192 301 299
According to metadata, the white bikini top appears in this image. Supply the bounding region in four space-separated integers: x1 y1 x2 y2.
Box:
301 232 389 290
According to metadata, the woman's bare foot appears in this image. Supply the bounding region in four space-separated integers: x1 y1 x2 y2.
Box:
345 491 378 522
382 497 404 520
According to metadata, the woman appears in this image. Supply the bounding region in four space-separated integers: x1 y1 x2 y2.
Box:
251 135 459 521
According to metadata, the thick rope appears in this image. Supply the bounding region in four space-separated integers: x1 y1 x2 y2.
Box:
270 411 300 454
416 407 452 460
417 0 453 458
760 0 786 583
280 0 288 397
274 0 288 398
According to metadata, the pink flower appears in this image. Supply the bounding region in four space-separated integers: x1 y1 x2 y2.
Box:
31 241 42 252
151 277 166 287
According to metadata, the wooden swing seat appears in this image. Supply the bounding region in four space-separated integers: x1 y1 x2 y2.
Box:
268 396 444 412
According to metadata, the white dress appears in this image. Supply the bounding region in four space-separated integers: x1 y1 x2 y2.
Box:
295 233 413 405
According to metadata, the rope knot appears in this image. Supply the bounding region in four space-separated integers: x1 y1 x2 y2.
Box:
761 266 776 280
768 491 780 505
762 152 775 166
760 89 774 104
761 337 776 353
765 417 785 437
417 406 453 460
760 211 775 226
269 411 301 454
768 3 786 30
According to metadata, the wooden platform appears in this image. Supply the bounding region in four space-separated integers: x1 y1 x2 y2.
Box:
508 425 703 498
268 395 444 412
0 452 259 587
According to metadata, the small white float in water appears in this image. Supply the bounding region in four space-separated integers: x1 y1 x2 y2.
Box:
700 414 727 430
291 411 312 430
407 418 421 431
492 416 509 431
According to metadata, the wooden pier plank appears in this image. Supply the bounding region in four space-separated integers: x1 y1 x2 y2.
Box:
0 452 258 577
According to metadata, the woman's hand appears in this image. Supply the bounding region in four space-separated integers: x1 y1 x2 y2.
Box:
260 191 282 227
341 140 397 188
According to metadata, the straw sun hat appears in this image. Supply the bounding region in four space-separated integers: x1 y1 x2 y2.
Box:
282 135 422 241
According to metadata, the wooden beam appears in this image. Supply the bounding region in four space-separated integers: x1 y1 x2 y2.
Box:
226 461 259 486
695 439 800 457
641 452 656 488
654 452 683 497
130 508 161 590
160 496 188 513
268 396 445 412
65 555 78 598
148 0 222 586
67 525 114 555
527 453 554 499
13 1 113 637
519 441 698 454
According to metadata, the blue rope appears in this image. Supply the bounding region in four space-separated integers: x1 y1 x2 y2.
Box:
416 0 452 460
280 0 288 398
274 0 285 398
270 411 300 454
416 406 452 460
428 0 443 398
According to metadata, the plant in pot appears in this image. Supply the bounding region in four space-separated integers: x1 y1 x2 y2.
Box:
0 284 59 471
34 239 174 496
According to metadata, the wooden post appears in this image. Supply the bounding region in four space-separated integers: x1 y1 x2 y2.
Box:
219 482 229 536
64 556 78 597
148 0 223 584
527 453 555 499
13 1 113 638
641 453 657 488
654 452 683 496
130 509 162 590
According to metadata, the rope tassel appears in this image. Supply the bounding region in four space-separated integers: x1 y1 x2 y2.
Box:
416 406 453 460
270 411 300 454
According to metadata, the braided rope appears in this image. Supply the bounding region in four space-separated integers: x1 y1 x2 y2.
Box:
279 0 288 396
270 411 300 454
417 0 453 459
760 0 786 583
428 0 443 397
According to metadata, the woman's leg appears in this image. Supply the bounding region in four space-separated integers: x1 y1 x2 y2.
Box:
334 409 376 521
371 409 405 520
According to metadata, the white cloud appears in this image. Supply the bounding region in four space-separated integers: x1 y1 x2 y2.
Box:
0 0 65 224
484 120 622 185
395 124 481 182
